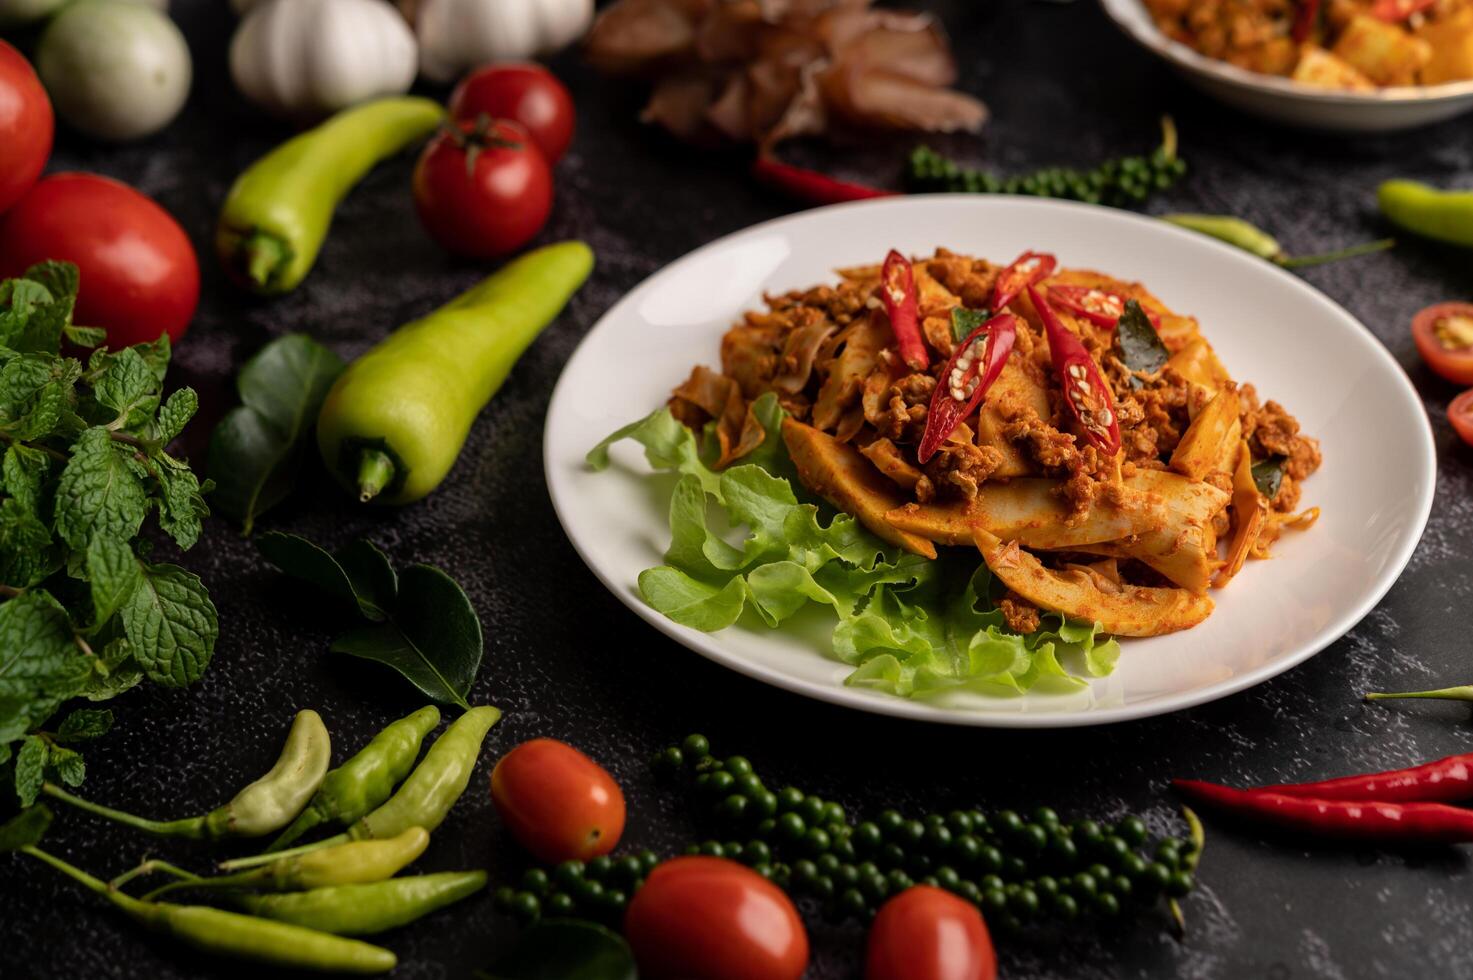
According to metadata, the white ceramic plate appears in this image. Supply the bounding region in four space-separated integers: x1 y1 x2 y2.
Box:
544 196 1435 727
1100 0 1473 132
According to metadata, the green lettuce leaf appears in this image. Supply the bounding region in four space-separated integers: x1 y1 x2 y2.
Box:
593 394 1121 698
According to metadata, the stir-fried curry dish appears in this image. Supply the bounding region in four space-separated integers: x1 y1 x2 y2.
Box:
666 248 1320 638
1144 0 1473 89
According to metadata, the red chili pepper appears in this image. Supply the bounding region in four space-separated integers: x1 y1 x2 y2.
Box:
916 312 1018 463
1291 0 1321 42
991 251 1056 312
881 249 929 372
1173 779 1473 844
1371 0 1435 20
1253 753 1473 805
1028 285 1121 456
752 156 897 206
1047 285 1160 331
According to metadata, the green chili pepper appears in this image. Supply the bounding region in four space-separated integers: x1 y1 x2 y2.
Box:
237 871 488 936
43 709 331 839
217 96 445 294
316 241 594 504
270 705 441 851
21 846 396 974
1161 213 1394 268
1378 179 1473 248
143 827 431 902
1365 685 1473 702
221 706 501 871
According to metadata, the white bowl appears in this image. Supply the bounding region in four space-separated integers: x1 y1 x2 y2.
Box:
544 195 1435 728
1100 0 1473 132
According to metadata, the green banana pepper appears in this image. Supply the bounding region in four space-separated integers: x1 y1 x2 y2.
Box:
217 97 445 294
316 242 594 504
237 872 488 936
1379 179 1473 248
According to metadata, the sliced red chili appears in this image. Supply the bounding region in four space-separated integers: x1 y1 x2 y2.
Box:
991 251 1056 312
1047 285 1160 331
1371 0 1434 21
881 249 929 372
1291 0 1321 42
1029 285 1121 456
916 312 1017 464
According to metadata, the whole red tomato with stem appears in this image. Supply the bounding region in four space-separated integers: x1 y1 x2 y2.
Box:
0 40 53 215
449 63 575 163
866 885 997 980
623 856 809 980
490 739 625 863
1450 389 1473 447
0 173 198 347
1412 302 1473 386
413 118 552 260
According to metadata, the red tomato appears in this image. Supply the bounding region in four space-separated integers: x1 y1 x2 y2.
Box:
1451 389 1473 447
412 119 553 260
0 173 198 347
0 41 52 215
490 739 625 863
866 886 997 980
449 63 575 163
1412 302 1473 386
624 857 808 980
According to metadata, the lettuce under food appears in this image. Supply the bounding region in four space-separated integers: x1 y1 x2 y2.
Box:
588 394 1120 697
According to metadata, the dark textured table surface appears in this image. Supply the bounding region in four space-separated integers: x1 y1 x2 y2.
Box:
5 1 1473 977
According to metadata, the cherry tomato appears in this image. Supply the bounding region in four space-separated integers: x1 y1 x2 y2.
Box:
0 173 199 347
0 40 53 215
866 886 996 980
1450 389 1473 447
490 739 625 863
448 63 575 164
624 857 809 980
1412 302 1473 386
412 118 553 260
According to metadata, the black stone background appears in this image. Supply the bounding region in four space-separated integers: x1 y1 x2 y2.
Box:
4 0 1473 977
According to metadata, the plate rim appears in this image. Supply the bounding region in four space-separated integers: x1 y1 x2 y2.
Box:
1098 0 1473 106
543 194 1437 728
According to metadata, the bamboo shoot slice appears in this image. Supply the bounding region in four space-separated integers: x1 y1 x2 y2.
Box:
1215 440 1266 589
1171 387 1240 481
973 529 1213 637
975 360 1050 478
1166 337 1231 391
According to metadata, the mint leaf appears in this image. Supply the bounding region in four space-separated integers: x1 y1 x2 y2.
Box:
14 735 46 806
0 591 90 737
47 745 85 787
330 565 482 710
0 499 56 589
54 428 150 549
22 261 79 317
3 444 52 513
56 707 112 742
86 534 141 628
0 278 53 350
0 353 78 440
153 461 210 550
0 261 78 354
0 804 51 851
82 638 142 701
156 388 198 444
63 325 107 348
120 562 217 687
207 335 344 534
93 348 160 429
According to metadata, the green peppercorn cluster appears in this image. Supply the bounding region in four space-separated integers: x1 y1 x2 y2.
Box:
495 734 1199 934
905 144 1187 208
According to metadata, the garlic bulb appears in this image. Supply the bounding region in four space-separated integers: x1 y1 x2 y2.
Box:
411 0 593 84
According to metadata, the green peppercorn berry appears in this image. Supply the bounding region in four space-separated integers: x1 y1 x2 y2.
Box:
1004 856 1029 879
836 863 861 887
1034 875 1059 898
718 795 748 821
723 755 753 777
1019 824 1048 853
553 860 584 888
546 892 576 916
958 880 982 905
777 787 805 812
798 797 826 825
877 810 905 836
683 843 700 856
920 875 939 888
832 838 856 863
587 856 613 880
698 841 724 858
682 734 710 760
604 888 628 911
752 863 774 879
1009 887 1040 918
908 853 935 877
969 810 990 834
1139 862 1171 895
1074 820 1103 846
855 860 878 879
983 888 1008 916
804 828 832 856
706 771 735 797
1099 836 1131 865
794 858 818 883
935 866 961 891
493 886 516 912
811 875 835 900
900 820 926 847
1053 892 1079 921
1087 863 1111 884
694 772 712 793
1112 875 1133 899
840 888 868 917
510 891 541 922
817 854 842 875
944 811 972 835
862 871 889 902
980 874 1004 892
734 773 764 798
521 868 551 896
756 818 776 837
880 843 906 868
1094 892 1121 917
1048 834 1078 867
888 869 914 893
777 812 806 843
1155 839 1182 866
854 822 883 852
746 840 773 865
723 842 744 862
1166 871 1194 897
576 878 605 902
978 845 1003 875
926 824 953 850
1070 872 1097 897
1032 807 1060 828
751 791 779 819
655 746 684 772
822 802 846 826
769 864 791 889
995 811 1024 837
1121 853 1148 879
952 835 982 866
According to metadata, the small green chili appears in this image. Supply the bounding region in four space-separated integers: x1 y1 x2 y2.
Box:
20 845 396 973
221 705 501 871
1378 179 1473 248
1162 213 1393 268
237 871 488 936
270 705 441 851
43 709 331 839
1365 685 1473 702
